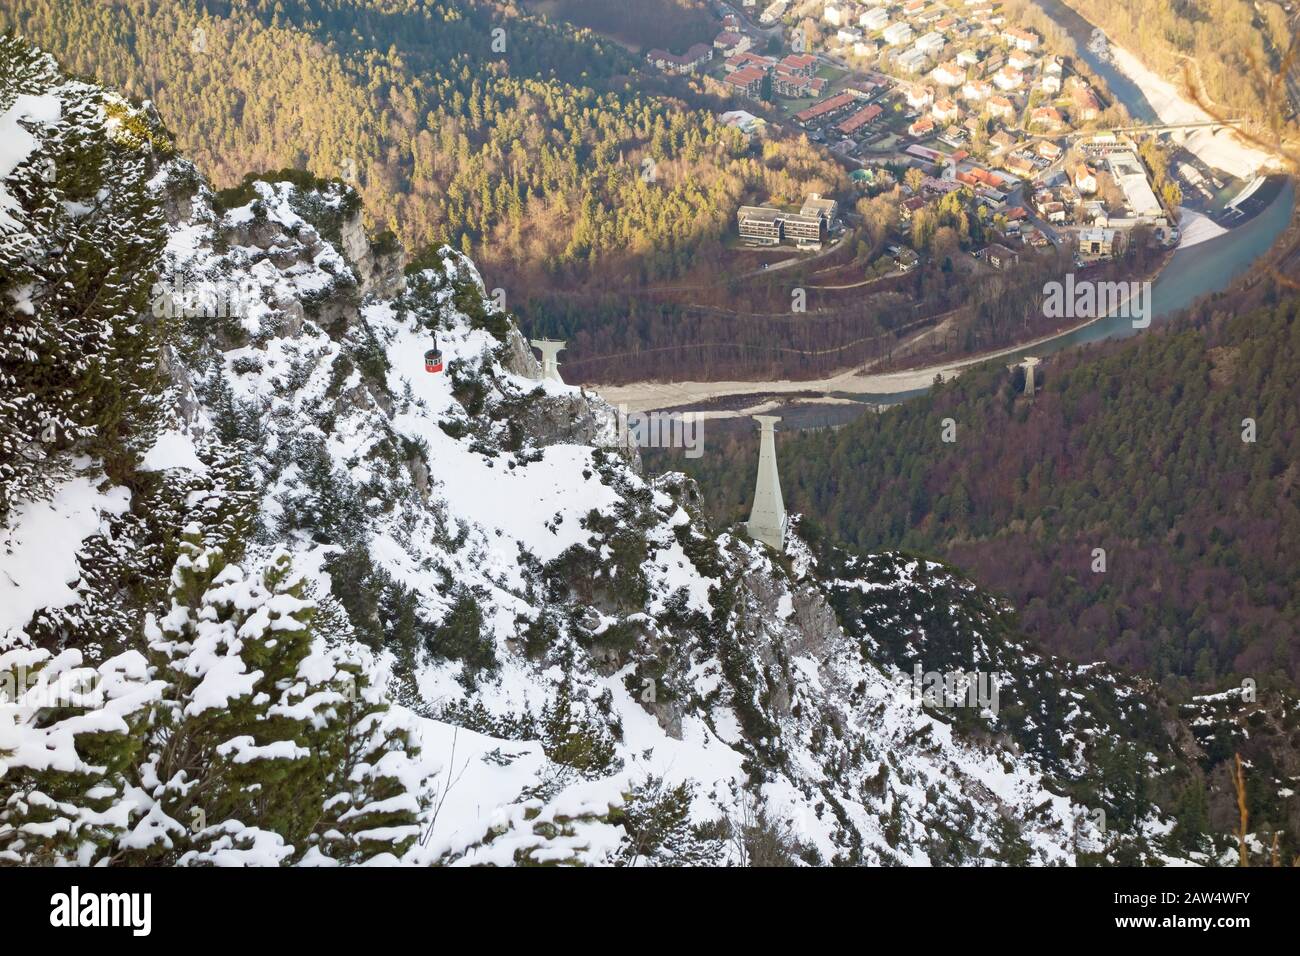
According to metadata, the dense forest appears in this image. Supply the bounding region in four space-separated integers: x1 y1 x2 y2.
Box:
524 0 717 52
0 0 842 294
1059 0 1300 137
656 289 1300 693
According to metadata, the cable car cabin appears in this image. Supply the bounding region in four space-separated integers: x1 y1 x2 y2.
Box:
424 346 443 374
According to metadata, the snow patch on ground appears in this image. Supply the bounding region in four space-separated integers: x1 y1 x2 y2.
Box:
1177 205 1228 248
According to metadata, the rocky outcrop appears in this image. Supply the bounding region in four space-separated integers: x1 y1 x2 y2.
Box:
340 212 406 299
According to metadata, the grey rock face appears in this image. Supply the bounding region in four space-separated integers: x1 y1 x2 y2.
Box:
340 212 407 299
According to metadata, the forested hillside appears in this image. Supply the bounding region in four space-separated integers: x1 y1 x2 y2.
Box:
525 0 718 52
0 0 842 292
661 290 1300 693
1061 0 1299 137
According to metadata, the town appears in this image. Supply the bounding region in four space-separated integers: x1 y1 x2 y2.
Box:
640 1 1240 280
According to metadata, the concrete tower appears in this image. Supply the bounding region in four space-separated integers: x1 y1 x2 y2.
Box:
747 415 787 551
530 339 566 383
1022 355 1041 396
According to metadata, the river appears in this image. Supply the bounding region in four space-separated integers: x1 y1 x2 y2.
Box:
1029 0 1158 123
595 0 1296 416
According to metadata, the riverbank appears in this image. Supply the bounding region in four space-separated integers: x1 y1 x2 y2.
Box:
596 177 1295 414
1104 43 1280 180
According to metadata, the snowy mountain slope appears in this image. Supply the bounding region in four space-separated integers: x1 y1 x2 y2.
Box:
2 36 1281 866
149 171 1093 864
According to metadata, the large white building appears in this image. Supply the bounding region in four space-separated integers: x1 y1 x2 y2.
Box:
883 21 914 45
1107 151 1164 218
914 31 946 55
895 47 930 73
861 7 890 30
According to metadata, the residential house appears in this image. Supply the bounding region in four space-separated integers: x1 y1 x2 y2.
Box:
1029 106 1064 131
994 66 1024 91
714 32 752 57
906 85 936 110
1072 86 1101 121
914 31 947 55
931 60 965 87
1001 27 1040 51
908 115 937 137
938 125 968 148
1007 50 1036 71
1035 139 1063 160
979 243 1019 268
896 47 931 73
726 52 775 72
838 103 884 135
862 8 890 30
794 91 859 125
932 97 960 122
1074 163 1098 194
987 95 1015 120
961 78 992 101
780 53 818 76
646 43 713 74
1003 153 1037 177
989 129 1017 153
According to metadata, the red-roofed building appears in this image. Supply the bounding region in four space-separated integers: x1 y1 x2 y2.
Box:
932 97 960 122
987 95 1015 119
1072 86 1101 121
908 116 936 137
725 66 767 97
773 66 815 97
838 103 884 134
794 91 859 126
1001 27 1040 51
726 52 776 72
780 53 818 76
1030 106 1064 131
714 32 751 56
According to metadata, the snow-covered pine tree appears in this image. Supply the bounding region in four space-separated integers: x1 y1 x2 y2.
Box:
124 529 426 865
3 530 429 866
0 635 160 865
0 35 171 521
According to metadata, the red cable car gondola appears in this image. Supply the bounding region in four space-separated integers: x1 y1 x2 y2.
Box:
424 336 443 374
